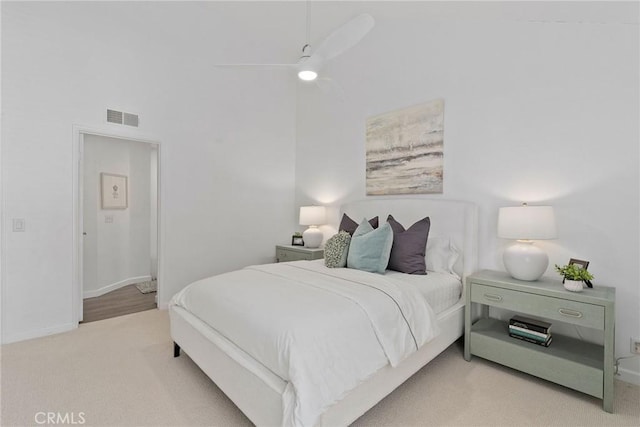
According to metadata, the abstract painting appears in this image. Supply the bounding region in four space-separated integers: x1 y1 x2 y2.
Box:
366 99 444 195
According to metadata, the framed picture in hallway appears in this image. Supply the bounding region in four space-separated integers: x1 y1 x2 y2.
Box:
101 173 128 209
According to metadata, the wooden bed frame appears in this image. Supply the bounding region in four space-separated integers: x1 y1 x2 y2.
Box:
170 198 478 426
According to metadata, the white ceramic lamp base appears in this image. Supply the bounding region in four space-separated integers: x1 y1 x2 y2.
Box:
302 226 323 248
503 240 548 281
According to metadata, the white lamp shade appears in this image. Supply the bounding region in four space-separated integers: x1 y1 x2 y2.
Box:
498 205 556 240
299 206 326 226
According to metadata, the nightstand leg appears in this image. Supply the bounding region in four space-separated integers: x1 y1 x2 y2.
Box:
464 285 471 361
173 342 181 358
603 308 615 413
603 391 613 413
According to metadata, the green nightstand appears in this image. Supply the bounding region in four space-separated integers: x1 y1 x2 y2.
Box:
464 270 615 412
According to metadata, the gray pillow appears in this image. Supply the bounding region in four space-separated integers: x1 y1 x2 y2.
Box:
339 213 379 236
387 215 431 275
347 220 394 274
324 231 351 268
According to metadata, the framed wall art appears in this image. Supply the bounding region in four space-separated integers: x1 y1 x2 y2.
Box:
568 258 589 270
101 173 128 209
366 99 444 195
292 235 304 246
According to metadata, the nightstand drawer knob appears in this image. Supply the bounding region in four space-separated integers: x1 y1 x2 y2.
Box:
558 308 583 318
483 293 503 302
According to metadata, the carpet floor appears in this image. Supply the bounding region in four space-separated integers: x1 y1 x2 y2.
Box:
1 309 638 426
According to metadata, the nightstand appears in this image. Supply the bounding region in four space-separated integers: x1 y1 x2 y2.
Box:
464 270 615 412
275 245 324 262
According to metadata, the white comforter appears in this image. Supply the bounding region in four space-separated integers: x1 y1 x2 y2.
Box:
170 261 439 427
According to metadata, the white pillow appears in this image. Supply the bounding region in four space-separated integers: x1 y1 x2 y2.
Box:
426 237 460 278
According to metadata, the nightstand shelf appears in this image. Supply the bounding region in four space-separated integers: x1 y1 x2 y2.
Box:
470 318 604 398
275 245 324 262
464 270 615 412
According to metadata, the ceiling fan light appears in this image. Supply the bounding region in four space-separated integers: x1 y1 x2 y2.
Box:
298 70 318 81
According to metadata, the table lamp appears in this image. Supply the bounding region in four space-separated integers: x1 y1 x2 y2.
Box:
498 203 557 281
299 206 326 248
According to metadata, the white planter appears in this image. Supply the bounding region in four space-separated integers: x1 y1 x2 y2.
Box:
564 279 584 292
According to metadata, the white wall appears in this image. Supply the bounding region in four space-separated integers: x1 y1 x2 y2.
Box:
1 2 298 342
150 147 158 280
127 138 152 285
295 2 639 381
82 135 152 297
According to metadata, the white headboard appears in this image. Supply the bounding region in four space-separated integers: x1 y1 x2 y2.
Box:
340 198 478 280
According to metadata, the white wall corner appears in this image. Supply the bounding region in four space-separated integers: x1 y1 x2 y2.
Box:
617 367 640 386
2 322 76 345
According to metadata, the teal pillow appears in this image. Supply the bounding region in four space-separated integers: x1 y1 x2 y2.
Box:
324 231 352 268
347 219 394 274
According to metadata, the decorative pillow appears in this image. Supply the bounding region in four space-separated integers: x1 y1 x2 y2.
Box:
324 231 352 268
347 219 393 274
426 237 460 278
339 213 379 236
386 215 431 275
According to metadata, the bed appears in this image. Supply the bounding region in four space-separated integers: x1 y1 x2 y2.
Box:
169 198 478 426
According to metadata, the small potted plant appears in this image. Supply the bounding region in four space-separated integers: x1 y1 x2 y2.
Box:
555 264 594 292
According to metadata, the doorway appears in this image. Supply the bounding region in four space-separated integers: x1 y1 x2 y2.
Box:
73 128 161 324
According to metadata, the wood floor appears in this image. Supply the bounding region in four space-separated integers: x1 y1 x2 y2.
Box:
82 284 157 323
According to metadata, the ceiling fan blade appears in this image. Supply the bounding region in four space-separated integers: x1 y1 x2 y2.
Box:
315 77 346 101
214 63 297 69
311 13 375 61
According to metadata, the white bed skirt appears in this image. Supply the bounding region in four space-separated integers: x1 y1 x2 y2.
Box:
170 299 465 426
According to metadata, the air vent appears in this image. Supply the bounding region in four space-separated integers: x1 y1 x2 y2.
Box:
123 112 139 127
107 109 123 124
107 109 139 127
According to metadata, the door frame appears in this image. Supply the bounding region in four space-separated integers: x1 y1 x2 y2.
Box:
72 124 163 325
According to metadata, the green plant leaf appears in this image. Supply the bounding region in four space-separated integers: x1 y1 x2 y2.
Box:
554 264 594 281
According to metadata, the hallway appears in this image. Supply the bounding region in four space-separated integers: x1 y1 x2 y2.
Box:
82 283 156 323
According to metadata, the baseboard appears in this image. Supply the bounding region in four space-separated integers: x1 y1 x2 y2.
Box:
83 275 151 299
617 367 640 386
1 322 76 344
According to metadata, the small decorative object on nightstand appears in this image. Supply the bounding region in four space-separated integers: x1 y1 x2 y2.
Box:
291 232 304 246
276 245 324 263
555 261 594 292
464 270 615 413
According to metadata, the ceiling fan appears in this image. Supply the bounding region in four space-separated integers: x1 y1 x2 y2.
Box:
215 12 375 83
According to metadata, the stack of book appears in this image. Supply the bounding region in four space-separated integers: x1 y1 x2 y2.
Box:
509 315 552 347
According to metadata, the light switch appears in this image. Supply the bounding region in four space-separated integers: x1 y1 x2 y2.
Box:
105 215 114 223
13 218 25 232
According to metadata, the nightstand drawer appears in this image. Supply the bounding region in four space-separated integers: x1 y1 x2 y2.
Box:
276 248 310 262
470 283 605 329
